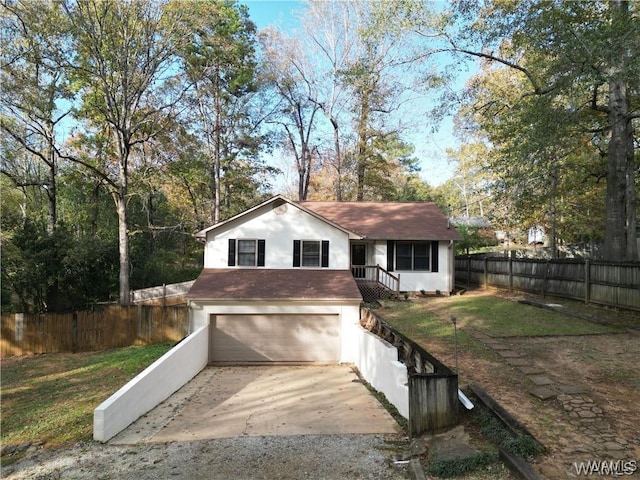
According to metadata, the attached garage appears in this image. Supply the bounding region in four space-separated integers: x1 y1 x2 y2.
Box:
187 269 363 365
210 314 340 363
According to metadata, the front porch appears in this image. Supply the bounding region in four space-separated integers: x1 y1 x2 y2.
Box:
351 264 400 302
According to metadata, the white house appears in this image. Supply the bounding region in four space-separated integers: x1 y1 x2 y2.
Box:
93 195 460 441
187 195 461 364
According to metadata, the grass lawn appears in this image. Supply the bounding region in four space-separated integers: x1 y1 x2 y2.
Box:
379 294 623 339
1 343 173 449
376 301 484 356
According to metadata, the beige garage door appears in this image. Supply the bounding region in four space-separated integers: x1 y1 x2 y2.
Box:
210 314 340 363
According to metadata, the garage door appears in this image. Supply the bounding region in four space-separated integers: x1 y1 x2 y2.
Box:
210 314 340 363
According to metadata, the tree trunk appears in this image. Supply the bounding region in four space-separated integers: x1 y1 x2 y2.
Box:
298 141 310 201
356 92 370 202
550 169 557 259
90 180 100 236
213 72 221 224
603 0 637 261
330 116 342 201
46 134 57 235
116 137 131 306
117 189 130 305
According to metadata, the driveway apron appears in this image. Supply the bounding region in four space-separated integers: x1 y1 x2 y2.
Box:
110 365 402 444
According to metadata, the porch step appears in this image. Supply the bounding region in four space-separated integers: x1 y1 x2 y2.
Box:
357 281 397 303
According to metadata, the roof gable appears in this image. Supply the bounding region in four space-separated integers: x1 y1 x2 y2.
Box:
195 195 360 239
298 201 461 240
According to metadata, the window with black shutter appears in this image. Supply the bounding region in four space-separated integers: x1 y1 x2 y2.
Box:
228 239 236 266
229 239 265 267
395 241 434 271
293 240 330 268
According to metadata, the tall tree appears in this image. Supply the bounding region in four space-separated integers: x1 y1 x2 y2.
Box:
299 1 357 201
174 0 259 223
260 27 321 201
1 1 73 234
64 0 188 304
331 0 427 201
432 0 639 260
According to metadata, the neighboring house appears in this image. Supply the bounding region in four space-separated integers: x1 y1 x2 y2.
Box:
528 226 546 245
186 195 460 364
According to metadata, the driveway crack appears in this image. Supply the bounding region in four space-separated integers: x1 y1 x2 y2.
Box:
242 413 254 435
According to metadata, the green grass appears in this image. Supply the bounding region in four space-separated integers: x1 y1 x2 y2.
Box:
379 295 622 339
444 296 622 337
428 452 496 478
470 405 544 458
1 343 173 449
377 301 487 356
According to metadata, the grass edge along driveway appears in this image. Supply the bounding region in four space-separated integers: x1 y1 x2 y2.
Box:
1 343 173 454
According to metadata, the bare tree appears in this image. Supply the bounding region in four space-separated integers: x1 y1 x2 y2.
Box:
260 27 321 201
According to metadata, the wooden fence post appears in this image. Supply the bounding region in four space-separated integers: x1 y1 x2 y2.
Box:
483 257 488 289
15 313 24 344
137 305 142 342
467 256 471 287
72 312 78 353
584 260 590 304
542 261 550 298
508 256 513 292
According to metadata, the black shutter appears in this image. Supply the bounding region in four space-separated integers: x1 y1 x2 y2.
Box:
257 240 266 267
431 241 439 272
321 240 329 268
293 240 301 267
228 239 236 266
387 240 395 272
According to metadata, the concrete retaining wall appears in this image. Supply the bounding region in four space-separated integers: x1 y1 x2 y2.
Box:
346 322 409 419
93 324 209 442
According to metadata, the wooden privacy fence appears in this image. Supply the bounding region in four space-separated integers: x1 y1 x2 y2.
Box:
1 305 190 358
361 309 459 436
455 256 640 311
131 280 195 306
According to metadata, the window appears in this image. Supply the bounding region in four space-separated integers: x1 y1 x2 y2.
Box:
302 241 320 267
228 239 265 267
238 240 257 266
293 240 330 268
396 242 431 271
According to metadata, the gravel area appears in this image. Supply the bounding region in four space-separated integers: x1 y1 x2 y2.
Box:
2 434 410 480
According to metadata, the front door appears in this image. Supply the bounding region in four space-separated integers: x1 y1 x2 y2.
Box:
351 244 367 279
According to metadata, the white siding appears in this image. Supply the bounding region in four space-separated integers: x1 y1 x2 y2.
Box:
204 204 350 269
375 241 455 293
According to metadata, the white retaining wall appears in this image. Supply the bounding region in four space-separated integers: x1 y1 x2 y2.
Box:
344 322 409 419
93 324 209 442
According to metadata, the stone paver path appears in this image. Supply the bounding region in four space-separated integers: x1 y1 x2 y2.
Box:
469 330 634 465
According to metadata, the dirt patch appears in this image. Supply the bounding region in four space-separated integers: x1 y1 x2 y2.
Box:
396 289 640 479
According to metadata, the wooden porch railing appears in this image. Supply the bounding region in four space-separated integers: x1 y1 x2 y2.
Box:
351 264 400 299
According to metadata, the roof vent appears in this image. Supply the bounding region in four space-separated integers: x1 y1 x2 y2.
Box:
272 198 287 215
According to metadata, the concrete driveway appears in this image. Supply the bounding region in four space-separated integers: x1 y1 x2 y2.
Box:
110 365 402 444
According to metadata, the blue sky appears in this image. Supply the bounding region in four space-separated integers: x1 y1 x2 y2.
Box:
240 0 461 188
241 0 304 30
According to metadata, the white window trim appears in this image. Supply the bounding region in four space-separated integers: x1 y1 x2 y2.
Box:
395 241 432 272
301 239 321 268
237 239 259 267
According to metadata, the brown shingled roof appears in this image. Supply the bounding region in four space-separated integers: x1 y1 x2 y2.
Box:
298 201 461 241
187 269 363 301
